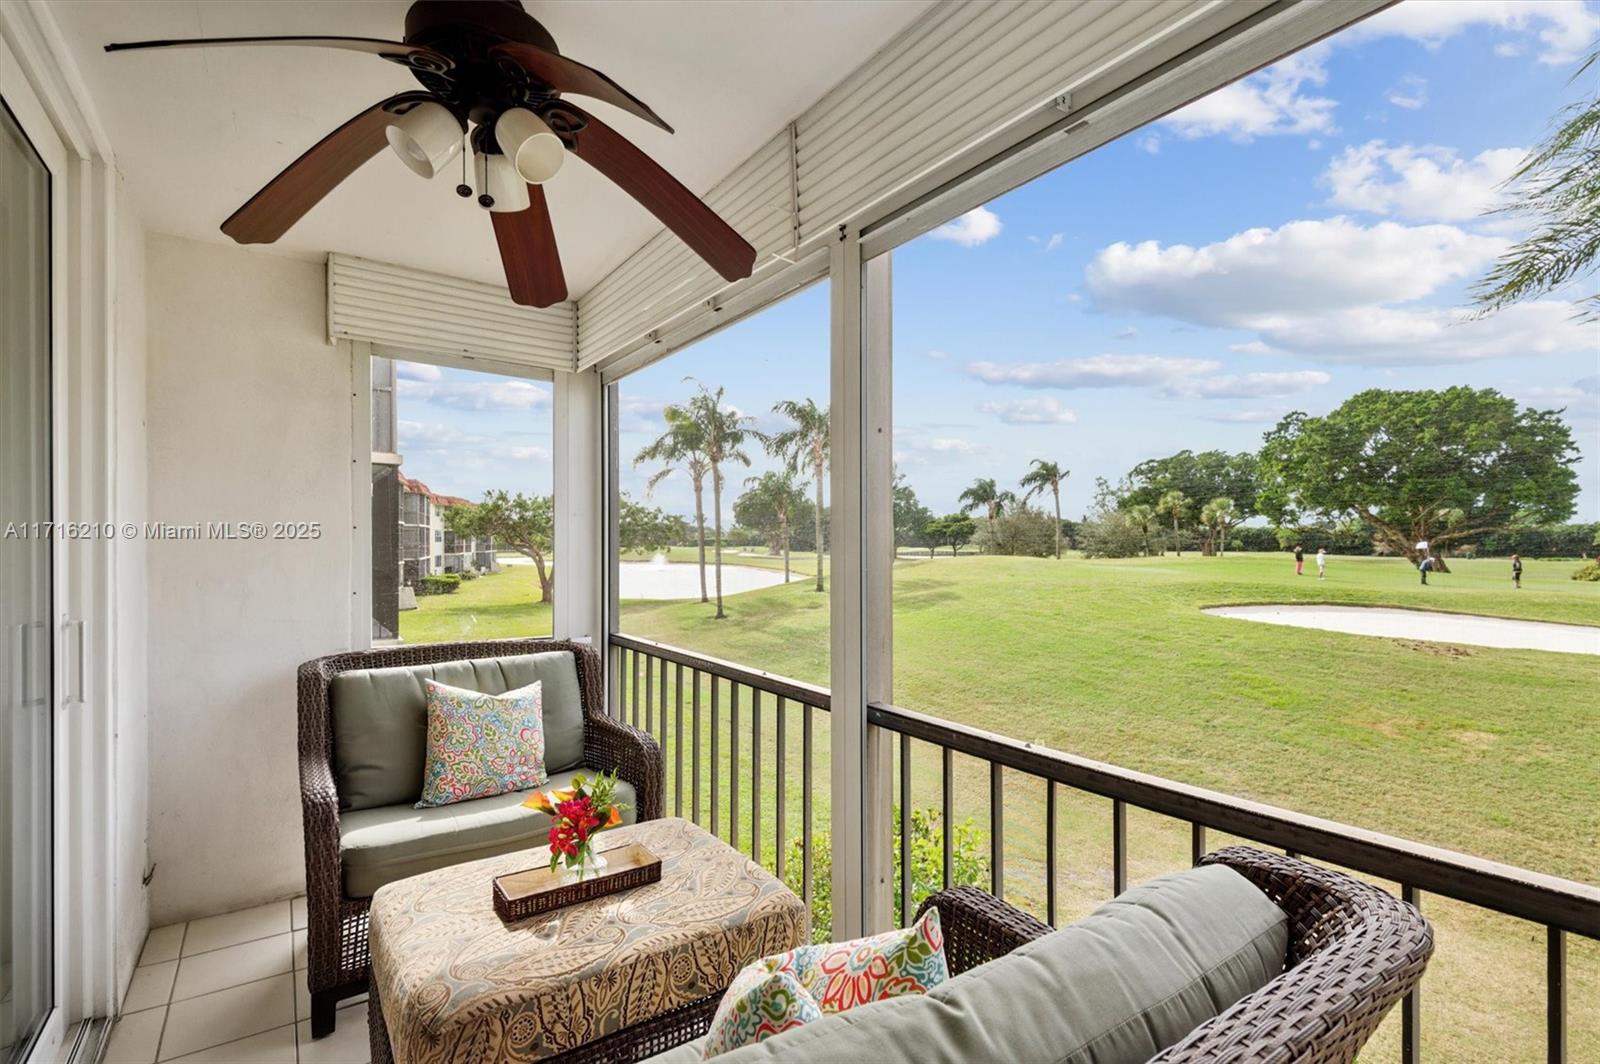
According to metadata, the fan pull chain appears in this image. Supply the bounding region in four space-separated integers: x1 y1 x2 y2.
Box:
456 132 472 198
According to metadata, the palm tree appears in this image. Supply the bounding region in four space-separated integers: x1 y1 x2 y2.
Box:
1200 496 1236 557
958 478 1016 545
1018 460 1070 559
1471 50 1600 321
767 398 830 592
635 406 711 602
743 469 804 582
1157 489 1189 556
685 381 755 619
1125 503 1155 556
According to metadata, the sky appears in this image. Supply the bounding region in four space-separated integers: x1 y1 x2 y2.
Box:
402 0 1600 526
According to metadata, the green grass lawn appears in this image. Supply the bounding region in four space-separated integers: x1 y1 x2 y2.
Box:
617 550 1598 1061
408 549 1598 1058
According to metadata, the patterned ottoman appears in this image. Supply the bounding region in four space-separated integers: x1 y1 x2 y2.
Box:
368 817 809 1063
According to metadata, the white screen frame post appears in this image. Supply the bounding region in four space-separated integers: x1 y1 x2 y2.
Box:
828 228 894 938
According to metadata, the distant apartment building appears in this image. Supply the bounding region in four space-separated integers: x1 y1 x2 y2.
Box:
370 356 495 640
398 473 497 579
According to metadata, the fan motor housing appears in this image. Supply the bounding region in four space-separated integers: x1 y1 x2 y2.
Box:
404 1 559 53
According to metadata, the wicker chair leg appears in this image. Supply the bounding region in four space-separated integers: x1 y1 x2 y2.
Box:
310 990 340 1039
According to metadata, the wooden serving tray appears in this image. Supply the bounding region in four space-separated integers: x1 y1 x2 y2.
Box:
493 841 663 923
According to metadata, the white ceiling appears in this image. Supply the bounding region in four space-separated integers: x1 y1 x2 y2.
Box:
53 0 931 297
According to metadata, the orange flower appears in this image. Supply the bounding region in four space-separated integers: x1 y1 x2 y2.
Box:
522 786 576 815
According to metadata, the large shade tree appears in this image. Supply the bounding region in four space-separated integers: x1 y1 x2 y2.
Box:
444 492 554 603
1258 388 1580 567
687 381 755 619
1124 450 1260 518
618 494 685 557
892 471 933 562
767 398 830 592
924 514 977 557
635 406 712 602
1019 459 1070 559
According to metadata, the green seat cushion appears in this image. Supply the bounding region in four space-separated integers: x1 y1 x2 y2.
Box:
339 766 636 898
330 651 586 811
689 864 1287 1064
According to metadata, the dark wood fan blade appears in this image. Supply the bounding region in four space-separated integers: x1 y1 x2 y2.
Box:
492 186 568 308
562 105 755 282
221 92 435 244
105 36 452 72
490 42 672 134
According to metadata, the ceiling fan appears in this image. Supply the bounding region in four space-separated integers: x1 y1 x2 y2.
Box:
105 0 757 308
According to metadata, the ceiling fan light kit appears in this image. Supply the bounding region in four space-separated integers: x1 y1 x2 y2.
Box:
495 107 564 184
385 100 464 179
483 152 531 213
104 0 758 308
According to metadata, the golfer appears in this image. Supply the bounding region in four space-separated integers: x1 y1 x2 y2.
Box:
1512 553 1523 589
1294 544 1304 576
1316 547 1327 579
1419 554 1434 585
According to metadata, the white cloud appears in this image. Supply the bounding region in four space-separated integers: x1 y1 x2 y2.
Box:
966 354 1221 390
978 397 1078 425
893 427 981 465
1323 141 1524 222
1204 409 1290 425
1387 74 1429 110
930 206 1002 247
1138 134 1161 154
1114 327 1139 340
1230 341 1272 355
397 361 443 382
1087 217 1504 325
1163 50 1336 141
1249 300 1596 365
1348 0 1600 65
926 349 949 360
397 377 552 411
1162 370 1331 400
398 420 551 464
1083 217 1595 365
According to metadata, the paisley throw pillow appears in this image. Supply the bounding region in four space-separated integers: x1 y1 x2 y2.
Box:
415 679 547 808
702 907 947 1058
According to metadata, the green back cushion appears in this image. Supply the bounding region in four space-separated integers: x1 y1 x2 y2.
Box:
708 864 1288 1064
330 651 585 811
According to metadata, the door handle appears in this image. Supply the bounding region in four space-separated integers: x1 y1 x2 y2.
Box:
14 621 47 708
63 617 85 706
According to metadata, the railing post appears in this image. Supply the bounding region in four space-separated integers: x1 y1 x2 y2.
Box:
1548 926 1566 1064
775 698 787 881
673 663 684 819
828 229 894 936
941 746 953 890
1402 885 1421 1064
1112 800 1127 897
990 763 1004 900
899 734 912 926
710 678 720 837
691 670 702 825
1046 781 1057 927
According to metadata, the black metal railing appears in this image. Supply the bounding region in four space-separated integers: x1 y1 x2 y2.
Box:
607 633 1597 1062
609 633 830 920
868 700 1599 1064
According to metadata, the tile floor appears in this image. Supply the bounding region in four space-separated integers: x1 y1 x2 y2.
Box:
104 897 372 1064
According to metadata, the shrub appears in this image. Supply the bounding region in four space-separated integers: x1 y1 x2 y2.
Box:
1572 560 1600 582
784 807 988 942
415 573 461 596
974 505 1058 557
1078 508 1146 559
459 568 479 581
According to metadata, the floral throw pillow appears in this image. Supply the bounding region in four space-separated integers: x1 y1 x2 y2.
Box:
700 966 821 1058
702 907 947 1058
415 679 547 808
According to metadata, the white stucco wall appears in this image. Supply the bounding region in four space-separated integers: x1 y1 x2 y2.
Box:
144 234 352 923
113 194 150 991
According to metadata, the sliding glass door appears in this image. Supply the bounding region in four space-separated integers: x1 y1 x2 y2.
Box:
0 98 53 1064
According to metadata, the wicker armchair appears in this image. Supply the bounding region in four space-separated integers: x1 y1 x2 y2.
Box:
917 846 1432 1064
298 638 662 1038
